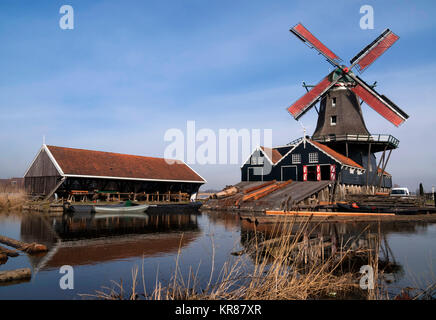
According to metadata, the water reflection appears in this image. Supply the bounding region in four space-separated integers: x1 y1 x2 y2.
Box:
1 210 436 299
19 212 201 271
237 219 426 285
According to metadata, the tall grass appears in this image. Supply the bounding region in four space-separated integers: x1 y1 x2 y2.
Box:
82 216 384 300
0 189 27 211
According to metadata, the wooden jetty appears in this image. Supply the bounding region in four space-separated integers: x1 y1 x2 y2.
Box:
203 180 436 223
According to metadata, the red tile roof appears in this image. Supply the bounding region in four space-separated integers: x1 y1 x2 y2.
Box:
310 140 364 169
260 147 283 164
46 145 205 183
378 168 391 176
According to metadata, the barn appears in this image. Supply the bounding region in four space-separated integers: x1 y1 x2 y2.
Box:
241 137 391 188
24 145 206 200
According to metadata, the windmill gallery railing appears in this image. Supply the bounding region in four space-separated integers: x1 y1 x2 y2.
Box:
287 134 399 148
312 134 399 147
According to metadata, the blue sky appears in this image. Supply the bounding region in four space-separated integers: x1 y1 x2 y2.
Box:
1 0 436 190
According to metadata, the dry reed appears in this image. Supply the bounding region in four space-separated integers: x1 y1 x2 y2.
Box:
82 216 384 300
0 189 27 211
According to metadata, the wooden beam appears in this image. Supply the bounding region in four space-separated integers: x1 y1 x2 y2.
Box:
243 180 276 194
265 210 395 217
370 145 387 186
378 149 392 188
366 143 372 187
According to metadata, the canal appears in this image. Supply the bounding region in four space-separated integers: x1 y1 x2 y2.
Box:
0 210 435 299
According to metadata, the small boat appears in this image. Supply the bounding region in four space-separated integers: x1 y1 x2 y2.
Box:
336 202 391 214
94 201 149 214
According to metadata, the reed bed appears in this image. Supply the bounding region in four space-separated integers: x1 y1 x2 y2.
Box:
0 190 27 211
82 216 385 300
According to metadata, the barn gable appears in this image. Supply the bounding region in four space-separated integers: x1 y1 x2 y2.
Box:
23 145 63 195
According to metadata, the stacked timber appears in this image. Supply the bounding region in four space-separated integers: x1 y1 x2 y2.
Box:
203 180 333 213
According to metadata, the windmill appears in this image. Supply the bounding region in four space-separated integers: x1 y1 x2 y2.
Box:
287 23 409 187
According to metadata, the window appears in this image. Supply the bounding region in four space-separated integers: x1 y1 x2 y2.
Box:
292 154 301 164
309 152 318 163
330 115 337 126
332 97 336 107
251 156 264 165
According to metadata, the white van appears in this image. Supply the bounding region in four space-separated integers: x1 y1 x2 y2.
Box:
390 187 410 197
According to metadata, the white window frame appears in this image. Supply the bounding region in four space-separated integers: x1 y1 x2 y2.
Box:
332 97 336 107
291 154 301 164
330 115 337 126
309 152 318 163
258 156 264 165
251 156 257 165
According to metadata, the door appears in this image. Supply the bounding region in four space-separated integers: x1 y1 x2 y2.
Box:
247 167 263 182
281 166 297 181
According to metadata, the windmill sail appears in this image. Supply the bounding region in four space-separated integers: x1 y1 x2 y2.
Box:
350 29 399 72
290 23 342 66
350 75 409 126
287 72 339 120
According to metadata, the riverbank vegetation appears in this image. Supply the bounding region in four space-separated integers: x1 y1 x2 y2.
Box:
83 217 388 300
0 189 27 211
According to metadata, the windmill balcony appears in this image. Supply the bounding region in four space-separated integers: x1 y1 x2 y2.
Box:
311 134 399 149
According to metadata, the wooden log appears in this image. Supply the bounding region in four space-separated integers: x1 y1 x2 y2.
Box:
265 210 395 217
215 186 238 199
0 235 47 254
0 253 7 265
252 180 293 201
243 180 276 194
0 268 31 283
0 245 19 257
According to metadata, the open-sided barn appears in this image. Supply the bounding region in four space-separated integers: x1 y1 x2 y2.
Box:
24 145 206 199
